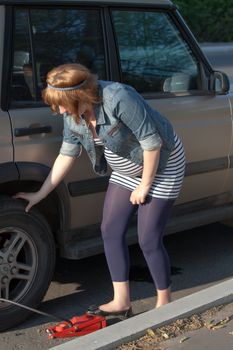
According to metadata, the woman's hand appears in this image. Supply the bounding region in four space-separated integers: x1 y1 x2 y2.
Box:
14 154 76 213
130 185 150 205
13 191 44 212
130 148 161 205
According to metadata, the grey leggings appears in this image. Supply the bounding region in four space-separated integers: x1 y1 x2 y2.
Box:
101 183 175 290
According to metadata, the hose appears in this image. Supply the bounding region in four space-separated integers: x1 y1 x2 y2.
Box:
0 297 71 324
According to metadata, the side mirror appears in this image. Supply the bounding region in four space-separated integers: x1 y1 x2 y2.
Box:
210 71 230 94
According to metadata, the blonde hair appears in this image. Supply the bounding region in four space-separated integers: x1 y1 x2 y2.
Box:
42 63 101 122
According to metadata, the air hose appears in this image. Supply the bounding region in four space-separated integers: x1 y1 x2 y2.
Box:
0 297 71 324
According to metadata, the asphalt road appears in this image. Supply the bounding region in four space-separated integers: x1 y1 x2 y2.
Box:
0 222 233 350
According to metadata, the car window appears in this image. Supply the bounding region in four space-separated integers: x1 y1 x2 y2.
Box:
111 10 201 94
11 10 33 103
11 7 106 106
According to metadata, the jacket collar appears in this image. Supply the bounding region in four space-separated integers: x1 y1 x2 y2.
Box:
94 103 106 125
94 82 106 125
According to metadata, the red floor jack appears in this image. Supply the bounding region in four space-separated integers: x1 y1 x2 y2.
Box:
0 298 106 339
46 314 106 339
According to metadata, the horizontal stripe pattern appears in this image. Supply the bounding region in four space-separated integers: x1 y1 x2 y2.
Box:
94 133 185 199
94 138 143 176
104 152 143 177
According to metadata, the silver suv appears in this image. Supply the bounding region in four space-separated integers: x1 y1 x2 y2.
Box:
0 0 232 330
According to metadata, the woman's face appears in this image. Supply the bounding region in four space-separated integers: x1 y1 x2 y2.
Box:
58 105 69 115
58 102 91 118
58 103 86 116
78 102 88 116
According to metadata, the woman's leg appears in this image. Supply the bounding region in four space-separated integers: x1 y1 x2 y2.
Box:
100 182 135 312
137 197 175 307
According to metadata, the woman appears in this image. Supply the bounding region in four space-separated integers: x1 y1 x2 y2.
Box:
15 63 185 317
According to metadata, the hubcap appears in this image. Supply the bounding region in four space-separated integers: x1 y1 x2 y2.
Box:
0 227 38 308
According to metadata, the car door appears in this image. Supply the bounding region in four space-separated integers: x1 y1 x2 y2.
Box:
6 4 108 228
0 6 18 181
111 6 232 205
0 109 16 181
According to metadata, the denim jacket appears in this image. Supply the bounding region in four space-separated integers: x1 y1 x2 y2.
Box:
60 80 175 176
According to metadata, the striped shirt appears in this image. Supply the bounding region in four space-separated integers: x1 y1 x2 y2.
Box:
94 133 185 199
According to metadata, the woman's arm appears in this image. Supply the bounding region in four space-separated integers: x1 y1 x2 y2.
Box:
14 153 76 212
130 148 160 205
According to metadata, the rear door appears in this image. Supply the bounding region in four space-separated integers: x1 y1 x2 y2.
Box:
110 7 232 204
0 6 17 181
6 4 108 228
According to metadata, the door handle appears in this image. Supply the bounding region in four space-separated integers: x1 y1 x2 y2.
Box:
14 125 52 137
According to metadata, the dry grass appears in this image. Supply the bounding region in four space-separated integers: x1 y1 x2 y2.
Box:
116 305 224 350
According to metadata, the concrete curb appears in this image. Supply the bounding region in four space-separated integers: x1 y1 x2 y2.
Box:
51 278 233 350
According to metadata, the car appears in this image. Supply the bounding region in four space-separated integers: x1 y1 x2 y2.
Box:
0 0 232 331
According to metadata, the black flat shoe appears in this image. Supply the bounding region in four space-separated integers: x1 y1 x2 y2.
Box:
86 305 133 318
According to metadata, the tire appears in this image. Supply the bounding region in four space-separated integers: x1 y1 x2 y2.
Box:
0 197 56 331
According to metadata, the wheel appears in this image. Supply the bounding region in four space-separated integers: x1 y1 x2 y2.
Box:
0 197 56 331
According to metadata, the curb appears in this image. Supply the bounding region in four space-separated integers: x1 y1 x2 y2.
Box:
50 278 233 350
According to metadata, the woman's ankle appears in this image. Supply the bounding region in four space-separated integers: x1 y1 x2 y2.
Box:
112 281 131 309
155 287 171 308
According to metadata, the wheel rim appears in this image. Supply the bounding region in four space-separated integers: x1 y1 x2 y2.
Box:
0 227 38 308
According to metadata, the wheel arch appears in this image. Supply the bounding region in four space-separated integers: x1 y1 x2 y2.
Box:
0 161 71 234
